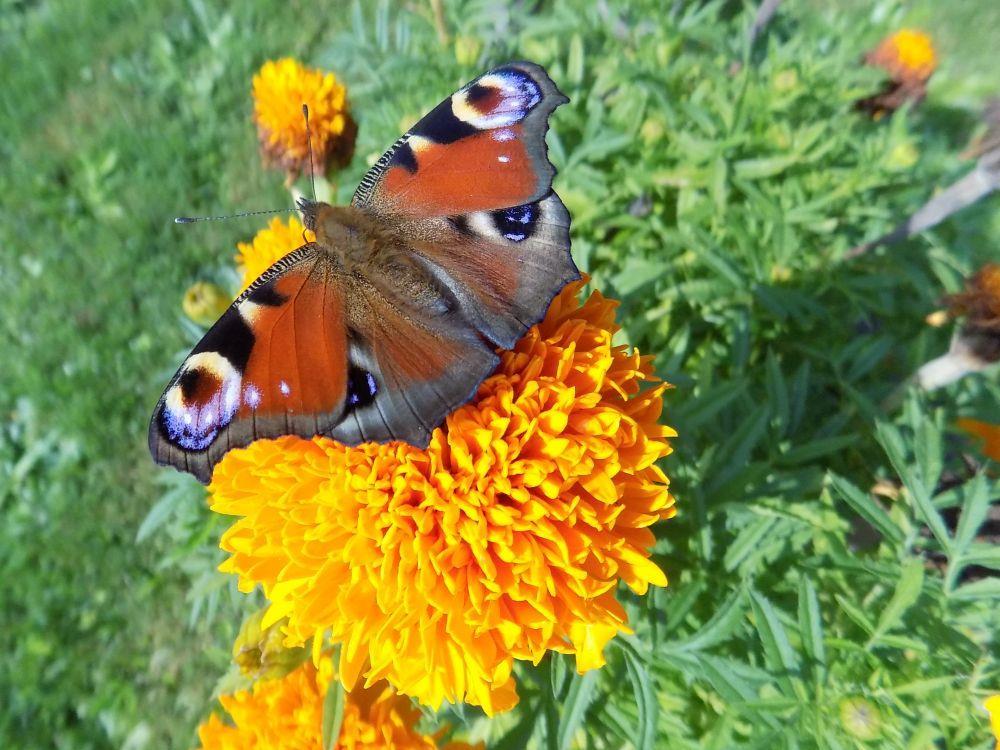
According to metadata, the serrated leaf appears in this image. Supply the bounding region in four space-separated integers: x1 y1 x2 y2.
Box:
869 558 923 645
665 586 745 653
876 422 951 552
557 670 597 750
724 517 777 572
321 679 346 750
952 474 990 555
749 591 802 698
828 473 904 546
618 639 658 750
797 577 825 677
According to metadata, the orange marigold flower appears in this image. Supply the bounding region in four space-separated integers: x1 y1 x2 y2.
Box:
252 58 356 176
957 418 1000 462
197 657 477 750
867 29 937 85
235 215 314 292
858 29 936 117
209 280 676 714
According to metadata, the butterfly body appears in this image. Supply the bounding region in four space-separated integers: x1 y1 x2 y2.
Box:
151 62 578 483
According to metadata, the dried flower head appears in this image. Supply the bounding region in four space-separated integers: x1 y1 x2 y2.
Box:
234 215 314 292
196 657 478 750
209 281 676 714
946 264 1000 331
252 58 356 177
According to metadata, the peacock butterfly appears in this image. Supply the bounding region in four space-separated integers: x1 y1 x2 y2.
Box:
149 62 579 483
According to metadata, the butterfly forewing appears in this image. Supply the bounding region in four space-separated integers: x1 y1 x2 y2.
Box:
149 246 350 482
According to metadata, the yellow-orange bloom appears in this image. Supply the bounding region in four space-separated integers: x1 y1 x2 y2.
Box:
252 58 355 176
196 658 477 750
867 29 937 85
985 694 1000 750
235 216 314 292
209 281 676 713
957 419 1000 462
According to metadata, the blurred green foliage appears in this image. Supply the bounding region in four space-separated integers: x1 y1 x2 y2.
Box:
1 0 998 748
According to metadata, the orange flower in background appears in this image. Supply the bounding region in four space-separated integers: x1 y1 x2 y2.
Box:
234 215 314 292
252 58 355 176
858 29 937 116
209 280 676 714
197 658 477 750
867 29 937 85
957 419 1000 462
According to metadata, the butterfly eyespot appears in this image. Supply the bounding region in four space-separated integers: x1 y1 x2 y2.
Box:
347 368 379 408
452 69 542 130
491 201 539 243
161 354 242 451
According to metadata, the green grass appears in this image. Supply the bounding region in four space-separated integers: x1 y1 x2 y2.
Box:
1 0 998 748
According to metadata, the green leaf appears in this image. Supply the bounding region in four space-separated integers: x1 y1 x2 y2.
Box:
869 558 924 645
876 422 951 552
566 34 584 85
557 670 597 750
492 702 541 750
724 517 778 572
834 594 875 635
828 473 904 546
797 577 825 676
950 578 1000 600
952 474 991 555
665 586 745 653
733 155 800 179
618 639 658 750
321 679 346 750
749 590 802 698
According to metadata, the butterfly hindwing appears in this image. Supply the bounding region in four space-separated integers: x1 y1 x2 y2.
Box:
149 245 349 483
329 274 500 447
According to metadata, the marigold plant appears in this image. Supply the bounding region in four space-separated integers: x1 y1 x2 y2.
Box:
197 657 478 750
252 58 354 176
208 279 676 713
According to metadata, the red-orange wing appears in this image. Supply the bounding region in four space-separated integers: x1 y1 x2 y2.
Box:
148 246 349 483
352 62 566 219
352 62 579 351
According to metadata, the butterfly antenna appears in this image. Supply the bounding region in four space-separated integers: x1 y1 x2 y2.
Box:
174 208 293 224
302 104 317 201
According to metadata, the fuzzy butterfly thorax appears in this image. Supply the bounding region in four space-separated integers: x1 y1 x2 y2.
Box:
152 62 578 483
